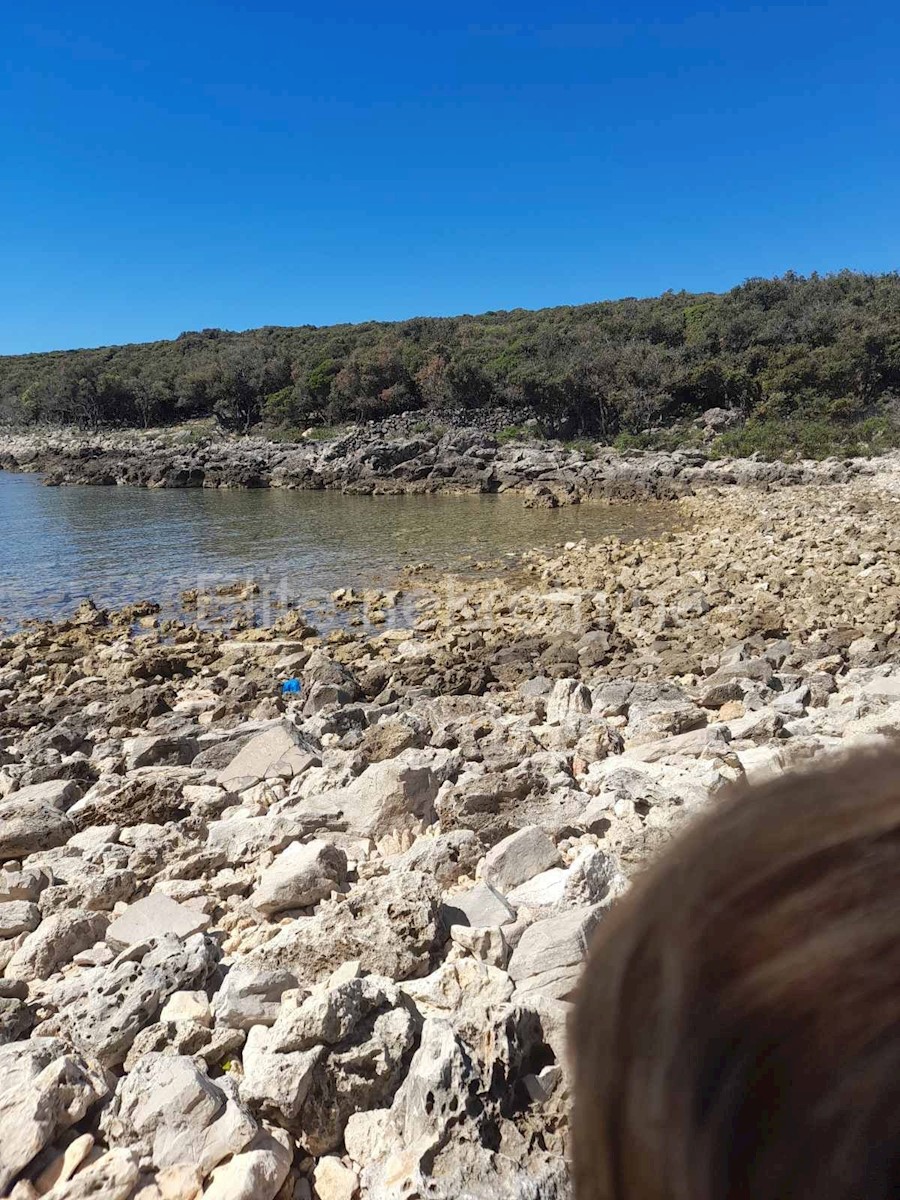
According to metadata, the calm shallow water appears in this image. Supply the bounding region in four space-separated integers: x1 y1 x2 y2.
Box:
1 472 673 628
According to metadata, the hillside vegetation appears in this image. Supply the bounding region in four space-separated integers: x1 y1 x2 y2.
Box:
2 270 900 457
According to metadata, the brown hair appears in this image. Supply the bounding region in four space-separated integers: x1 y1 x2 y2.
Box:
571 745 900 1200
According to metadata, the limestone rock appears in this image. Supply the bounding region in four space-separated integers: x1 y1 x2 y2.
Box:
6 909 109 982
248 870 442 987
201 1129 292 1200
479 826 560 893
442 882 516 930
314 1157 359 1200
250 839 347 914
101 1052 256 1174
39 933 218 1067
507 905 604 1000
0 900 41 937
0 1038 109 1192
40 1150 139 1200
212 963 299 1029
106 894 211 948
388 829 483 887
218 721 318 789
546 679 592 725
0 798 76 859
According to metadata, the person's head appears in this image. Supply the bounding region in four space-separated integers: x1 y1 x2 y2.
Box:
571 745 900 1200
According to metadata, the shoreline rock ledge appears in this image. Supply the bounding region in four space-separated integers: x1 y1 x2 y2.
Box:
2 470 900 1196
0 424 878 504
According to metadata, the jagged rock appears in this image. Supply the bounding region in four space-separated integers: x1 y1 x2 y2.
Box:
316 749 447 838
212 964 299 1029
248 870 443 986
449 923 509 968
479 826 561 892
546 679 592 725
0 797 76 859
102 1053 257 1173
269 975 402 1053
357 718 423 763
240 1024 322 1122
314 1157 359 1200
250 839 347 914
0 1038 109 1193
123 1019 245 1071
389 829 484 887
201 1129 292 1200
106 894 210 947
38 933 218 1067
125 733 199 770
6 909 109 981
0 865 51 904
0 900 41 937
402 959 514 1019
39 1150 139 1200
507 904 603 1000
207 813 336 864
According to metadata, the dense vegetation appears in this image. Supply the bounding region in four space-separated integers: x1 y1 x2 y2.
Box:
2 271 899 456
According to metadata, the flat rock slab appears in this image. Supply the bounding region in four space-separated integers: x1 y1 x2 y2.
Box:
442 882 516 930
508 904 603 1000
217 722 317 789
106 894 211 947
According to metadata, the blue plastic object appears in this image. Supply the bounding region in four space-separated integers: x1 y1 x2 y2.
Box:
281 678 302 695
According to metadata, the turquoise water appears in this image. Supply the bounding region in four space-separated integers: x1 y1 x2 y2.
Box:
0 471 672 628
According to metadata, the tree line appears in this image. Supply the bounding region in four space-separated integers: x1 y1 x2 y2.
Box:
2 270 899 440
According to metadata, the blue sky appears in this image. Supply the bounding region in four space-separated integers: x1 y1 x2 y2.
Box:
1 1 898 353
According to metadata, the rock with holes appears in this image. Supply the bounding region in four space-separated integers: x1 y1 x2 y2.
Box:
247 870 443 987
36 933 219 1067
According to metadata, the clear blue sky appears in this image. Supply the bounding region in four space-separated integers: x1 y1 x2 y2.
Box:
2 1 898 353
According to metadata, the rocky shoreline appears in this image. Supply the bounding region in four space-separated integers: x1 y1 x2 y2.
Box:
0 424 880 504
3 466 900 1198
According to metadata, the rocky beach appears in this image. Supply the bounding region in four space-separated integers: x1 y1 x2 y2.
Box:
3 430 900 1199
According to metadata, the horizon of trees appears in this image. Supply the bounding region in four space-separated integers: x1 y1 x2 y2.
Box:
1 270 899 440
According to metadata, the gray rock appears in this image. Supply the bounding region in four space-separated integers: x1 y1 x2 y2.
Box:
250 839 347 914
106 893 210 947
102 1052 256 1174
0 798 76 859
5 909 109 981
39 933 218 1067
240 1024 323 1123
479 826 560 893
217 721 318 789
388 829 483 887
5 779 80 809
507 904 603 1000
0 899 41 937
442 882 516 930
212 963 299 1030
207 813 334 864
201 1129 292 1200
270 975 401 1052
316 749 446 839
0 864 51 903
0 1038 109 1192
125 733 199 770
